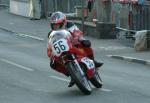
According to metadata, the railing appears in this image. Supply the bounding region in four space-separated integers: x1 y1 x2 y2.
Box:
113 3 150 38
130 4 150 31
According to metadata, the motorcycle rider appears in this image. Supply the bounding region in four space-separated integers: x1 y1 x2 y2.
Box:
47 11 103 87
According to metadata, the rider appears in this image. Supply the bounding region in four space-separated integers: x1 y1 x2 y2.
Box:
47 11 103 87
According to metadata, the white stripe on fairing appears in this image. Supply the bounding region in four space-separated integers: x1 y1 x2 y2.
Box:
0 58 34 71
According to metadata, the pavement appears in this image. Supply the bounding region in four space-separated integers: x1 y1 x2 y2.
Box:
0 8 49 40
0 7 150 66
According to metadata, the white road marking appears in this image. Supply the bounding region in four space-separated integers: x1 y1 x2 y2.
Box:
49 75 70 82
0 26 44 41
16 34 44 41
9 22 14 25
100 88 112 92
49 75 112 92
96 46 129 51
0 58 34 71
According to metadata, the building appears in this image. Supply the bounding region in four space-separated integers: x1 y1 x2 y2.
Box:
8 0 83 18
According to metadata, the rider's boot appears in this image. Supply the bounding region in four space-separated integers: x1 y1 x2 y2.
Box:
88 55 103 68
68 78 75 87
94 60 103 68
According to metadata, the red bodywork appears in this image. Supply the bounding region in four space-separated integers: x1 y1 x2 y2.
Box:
47 30 94 78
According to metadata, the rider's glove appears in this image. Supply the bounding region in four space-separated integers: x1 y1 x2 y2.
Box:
80 39 91 47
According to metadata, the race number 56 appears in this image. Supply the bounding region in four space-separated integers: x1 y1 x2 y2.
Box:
52 39 69 56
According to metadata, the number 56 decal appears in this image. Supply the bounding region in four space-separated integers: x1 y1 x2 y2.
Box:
52 39 69 56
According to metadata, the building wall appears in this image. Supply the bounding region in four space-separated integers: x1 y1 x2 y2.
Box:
46 0 82 13
94 0 112 22
9 0 33 17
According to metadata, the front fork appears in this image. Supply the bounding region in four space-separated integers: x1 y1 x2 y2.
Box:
61 54 85 76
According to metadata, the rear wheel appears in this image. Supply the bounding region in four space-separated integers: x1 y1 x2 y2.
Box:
66 62 92 95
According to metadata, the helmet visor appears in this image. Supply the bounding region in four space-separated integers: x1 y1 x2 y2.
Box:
51 22 64 30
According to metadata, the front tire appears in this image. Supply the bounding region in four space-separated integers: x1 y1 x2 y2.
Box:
90 71 103 88
66 62 92 95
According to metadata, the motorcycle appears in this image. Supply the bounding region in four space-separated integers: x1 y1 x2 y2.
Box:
48 29 103 95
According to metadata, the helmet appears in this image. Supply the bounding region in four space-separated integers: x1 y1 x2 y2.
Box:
49 11 67 30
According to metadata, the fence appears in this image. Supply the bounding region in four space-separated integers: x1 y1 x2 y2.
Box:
112 2 150 31
131 4 150 31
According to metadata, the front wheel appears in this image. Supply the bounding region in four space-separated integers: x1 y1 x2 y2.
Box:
66 62 92 95
90 71 103 88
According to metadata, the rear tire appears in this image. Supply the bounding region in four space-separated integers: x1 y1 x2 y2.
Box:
66 62 92 95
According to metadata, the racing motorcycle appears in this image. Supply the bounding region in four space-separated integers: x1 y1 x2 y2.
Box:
48 29 103 95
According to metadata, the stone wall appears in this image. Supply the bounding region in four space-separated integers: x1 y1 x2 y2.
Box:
69 21 116 39
95 0 112 22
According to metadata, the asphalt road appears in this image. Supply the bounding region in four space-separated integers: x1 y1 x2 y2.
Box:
0 29 150 103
